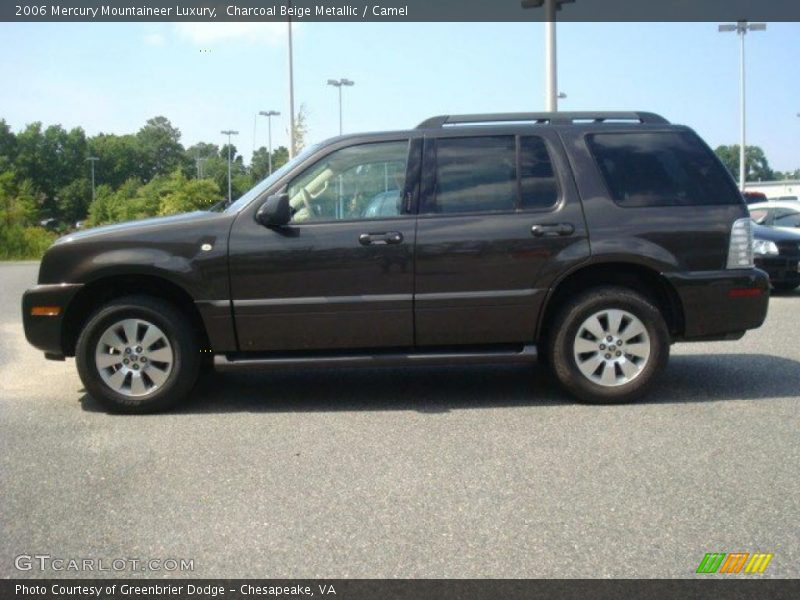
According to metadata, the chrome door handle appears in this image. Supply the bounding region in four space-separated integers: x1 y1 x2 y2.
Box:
531 223 575 237
359 231 404 246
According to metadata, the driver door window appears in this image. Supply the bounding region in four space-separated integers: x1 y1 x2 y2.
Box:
287 141 410 223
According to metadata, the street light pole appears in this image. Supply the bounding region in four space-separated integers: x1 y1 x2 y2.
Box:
86 157 99 203
327 78 355 135
252 113 258 160
258 110 281 175
521 0 574 112
544 1 556 111
719 20 766 191
221 130 239 203
287 17 295 158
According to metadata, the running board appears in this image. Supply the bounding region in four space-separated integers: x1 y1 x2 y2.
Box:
214 345 538 372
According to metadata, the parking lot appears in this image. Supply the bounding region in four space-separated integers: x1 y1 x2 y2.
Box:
1 261 798 578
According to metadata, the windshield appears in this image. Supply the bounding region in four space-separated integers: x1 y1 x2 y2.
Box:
222 143 322 213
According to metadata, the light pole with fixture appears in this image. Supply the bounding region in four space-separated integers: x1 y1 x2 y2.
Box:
221 130 239 203
718 20 766 191
86 157 99 203
327 78 355 135
287 17 295 158
259 110 281 175
521 0 574 112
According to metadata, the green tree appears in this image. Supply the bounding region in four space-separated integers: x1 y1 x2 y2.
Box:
714 144 776 183
250 146 271 181
0 173 38 227
158 172 221 215
204 144 249 200
56 178 92 224
88 133 143 189
271 146 290 172
136 116 185 179
232 172 254 199
250 145 290 181
87 179 143 226
0 174 52 259
14 122 88 218
0 119 17 163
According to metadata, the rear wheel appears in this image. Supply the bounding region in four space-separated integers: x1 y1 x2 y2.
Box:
76 296 201 413
548 286 669 404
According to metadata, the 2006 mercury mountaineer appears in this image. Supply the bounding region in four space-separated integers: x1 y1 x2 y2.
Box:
22 112 770 413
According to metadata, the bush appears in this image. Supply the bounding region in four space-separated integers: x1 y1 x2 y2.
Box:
0 224 57 260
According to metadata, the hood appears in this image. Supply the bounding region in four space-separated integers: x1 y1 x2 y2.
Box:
55 211 210 244
752 222 800 243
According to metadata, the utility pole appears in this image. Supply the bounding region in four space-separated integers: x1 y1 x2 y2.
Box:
86 157 99 203
520 0 574 112
220 130 239 203
719 20 766 191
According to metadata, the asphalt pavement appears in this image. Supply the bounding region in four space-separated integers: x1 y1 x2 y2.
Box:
1 261 798 578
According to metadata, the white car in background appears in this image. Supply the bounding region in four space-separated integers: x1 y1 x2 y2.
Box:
749 200 800 232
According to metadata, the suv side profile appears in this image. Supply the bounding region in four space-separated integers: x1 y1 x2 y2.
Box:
22 112 770 413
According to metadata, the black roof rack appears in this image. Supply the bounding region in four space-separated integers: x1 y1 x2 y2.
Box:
416 111 669 129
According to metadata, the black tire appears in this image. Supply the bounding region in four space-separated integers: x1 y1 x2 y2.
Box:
76 295 201 414
547 286 670 404
771 281 799 293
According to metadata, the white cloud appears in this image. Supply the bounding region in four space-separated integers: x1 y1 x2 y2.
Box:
174 22 288 46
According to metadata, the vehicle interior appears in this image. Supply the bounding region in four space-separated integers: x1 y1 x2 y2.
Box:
286 141 408 222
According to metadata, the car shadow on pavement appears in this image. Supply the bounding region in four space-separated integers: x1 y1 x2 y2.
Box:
78 352 800 414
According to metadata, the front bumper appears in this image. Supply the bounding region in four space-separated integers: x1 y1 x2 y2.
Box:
21 283 84 358
754 256 800 287
664 268 770 341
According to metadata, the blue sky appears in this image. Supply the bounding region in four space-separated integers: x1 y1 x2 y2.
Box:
1 21 798 170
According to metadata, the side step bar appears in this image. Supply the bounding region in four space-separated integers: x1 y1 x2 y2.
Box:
214 345 538 372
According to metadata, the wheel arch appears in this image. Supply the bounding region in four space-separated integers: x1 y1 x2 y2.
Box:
61 274 210 357
536 261 685 344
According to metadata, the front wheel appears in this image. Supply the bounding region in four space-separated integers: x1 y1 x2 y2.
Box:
76 296 201 413
547 287 670 404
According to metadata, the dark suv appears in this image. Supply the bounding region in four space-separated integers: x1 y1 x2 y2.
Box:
22 112 770 413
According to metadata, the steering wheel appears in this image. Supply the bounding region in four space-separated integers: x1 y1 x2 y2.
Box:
301 188 313 212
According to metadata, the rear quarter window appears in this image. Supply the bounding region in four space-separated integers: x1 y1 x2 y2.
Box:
588 131 741 207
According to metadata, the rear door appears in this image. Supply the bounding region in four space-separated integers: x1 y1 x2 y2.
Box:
414 130 589 346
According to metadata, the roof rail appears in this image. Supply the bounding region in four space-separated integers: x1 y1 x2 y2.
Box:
416 112 669 129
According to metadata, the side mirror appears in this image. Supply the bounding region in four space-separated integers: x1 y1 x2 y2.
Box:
256 193 291 227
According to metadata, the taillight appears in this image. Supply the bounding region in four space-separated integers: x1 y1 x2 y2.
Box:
726 218 754 269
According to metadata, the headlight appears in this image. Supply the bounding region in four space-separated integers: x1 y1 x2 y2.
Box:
752 239 779 256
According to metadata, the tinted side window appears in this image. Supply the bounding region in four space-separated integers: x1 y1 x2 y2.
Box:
588 132 741 207
432 136 517 214
773 210 800 227
519 136 559 209
775 213 800 227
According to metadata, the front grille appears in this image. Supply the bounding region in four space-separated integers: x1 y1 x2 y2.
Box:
777 241 800 258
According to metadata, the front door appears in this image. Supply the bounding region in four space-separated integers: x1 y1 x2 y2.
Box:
414 131 589 346
228 138 418 352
